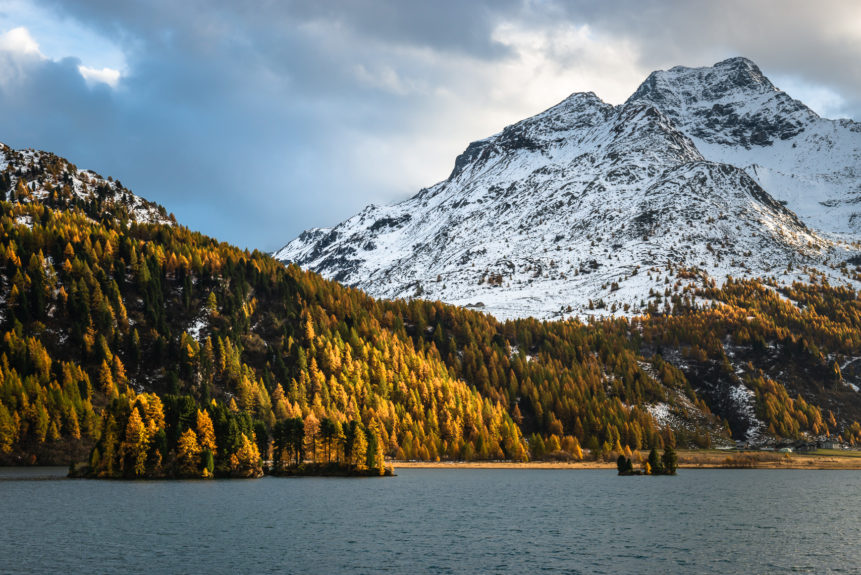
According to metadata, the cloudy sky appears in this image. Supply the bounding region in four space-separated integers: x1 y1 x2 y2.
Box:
0 1 859 249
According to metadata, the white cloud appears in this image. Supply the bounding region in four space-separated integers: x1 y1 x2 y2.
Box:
0 27 44 87
0 26 42 56
1 1 858 249
771 75 852 119
486 21 645 107
329 21 649 206
78 65 121 88
353 63 421 95
0 26 121 89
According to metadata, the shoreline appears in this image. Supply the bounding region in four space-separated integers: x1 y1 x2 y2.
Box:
4 451 861 474
393 451 861 470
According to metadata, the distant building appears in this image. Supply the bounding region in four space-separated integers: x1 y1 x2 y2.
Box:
820 440 841 450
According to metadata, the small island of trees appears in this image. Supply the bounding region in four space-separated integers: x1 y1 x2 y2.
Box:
617 446 678 476
270 415 394 477
67 393 394 479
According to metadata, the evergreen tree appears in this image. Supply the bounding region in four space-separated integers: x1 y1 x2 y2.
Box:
648 447 663 475
617 454 628 475
661 445 678 475
201 450 215 478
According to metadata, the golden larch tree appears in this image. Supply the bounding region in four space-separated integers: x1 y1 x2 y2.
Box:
177 428 201 477
196 409 217 455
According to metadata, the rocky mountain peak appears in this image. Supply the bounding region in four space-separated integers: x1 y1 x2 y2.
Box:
449 91 612 180
626 57 818 149
628 56 776 108
276 58 861 320
621 59 860 234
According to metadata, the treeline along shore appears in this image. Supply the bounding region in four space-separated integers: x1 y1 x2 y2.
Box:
3 147 861 481
392 449 861 471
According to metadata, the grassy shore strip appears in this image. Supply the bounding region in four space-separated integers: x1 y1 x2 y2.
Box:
393 450 861 470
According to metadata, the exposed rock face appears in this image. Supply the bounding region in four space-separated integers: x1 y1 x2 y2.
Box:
628 57 861 234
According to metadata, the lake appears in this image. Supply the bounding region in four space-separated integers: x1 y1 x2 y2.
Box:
1 467 859 574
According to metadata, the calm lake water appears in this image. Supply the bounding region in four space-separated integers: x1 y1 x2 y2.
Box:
1 467 860 574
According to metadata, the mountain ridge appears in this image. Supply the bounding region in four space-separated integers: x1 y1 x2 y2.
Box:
276 57 861 321
627 57 861 234
2 130 861 467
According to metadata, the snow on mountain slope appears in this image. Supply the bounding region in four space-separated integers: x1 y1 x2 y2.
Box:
628 57 861 234
276 58 861 320
0 143 173 225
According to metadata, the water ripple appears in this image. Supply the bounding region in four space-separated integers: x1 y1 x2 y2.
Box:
0 468 860 574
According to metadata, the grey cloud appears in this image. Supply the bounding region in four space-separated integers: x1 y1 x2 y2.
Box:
0 53 118 163
538 0 861 117
3 0 858 251
281 0 520 59
44 0 521 59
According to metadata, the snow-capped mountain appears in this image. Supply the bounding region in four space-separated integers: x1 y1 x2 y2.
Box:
276 58 861 320
628 57 861 235
0 143 173 226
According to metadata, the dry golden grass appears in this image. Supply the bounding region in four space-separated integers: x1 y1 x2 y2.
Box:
393 460 616 470
392 450 861 470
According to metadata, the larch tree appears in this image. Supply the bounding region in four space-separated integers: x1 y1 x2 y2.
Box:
122 408 149 477
0 403 17 453
98 360 116 397
177 428 201 477
352 425 368 469
304 413 319 463
196 409 217 455
230 433 262 477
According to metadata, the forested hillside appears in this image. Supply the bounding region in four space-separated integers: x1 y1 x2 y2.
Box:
0 144 859 477
0 197 524 473
380 273 861 451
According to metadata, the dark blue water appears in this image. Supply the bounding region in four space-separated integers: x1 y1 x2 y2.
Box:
1 467 859 574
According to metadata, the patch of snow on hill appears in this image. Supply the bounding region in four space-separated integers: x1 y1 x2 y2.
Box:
729 384 765 443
